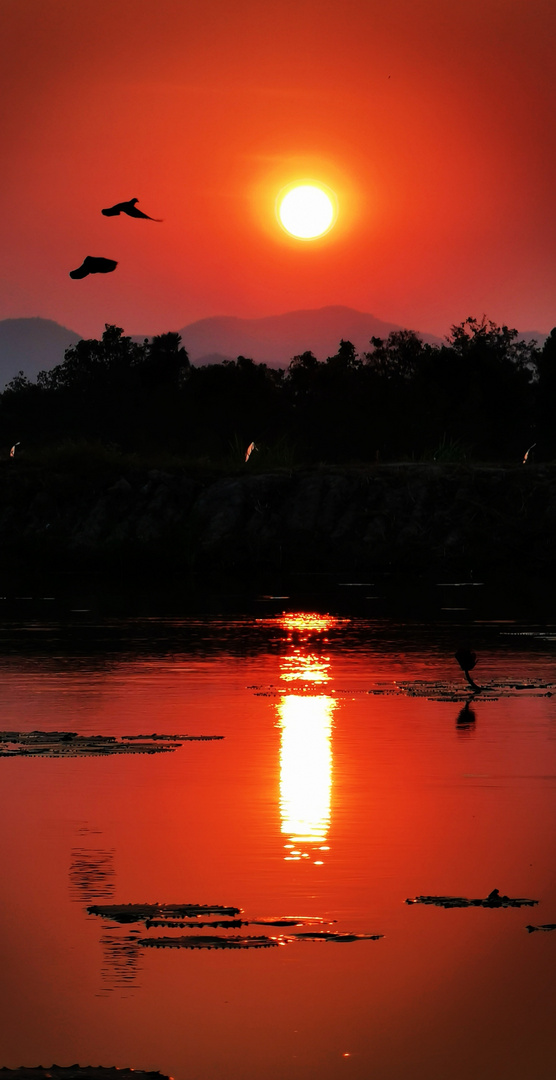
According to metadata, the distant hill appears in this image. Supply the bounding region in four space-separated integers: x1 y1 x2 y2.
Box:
0 310 548 386
521 330 550 344
0 318 82 388
176 305 442 367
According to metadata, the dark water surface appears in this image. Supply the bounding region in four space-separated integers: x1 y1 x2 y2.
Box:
1 580 556 1080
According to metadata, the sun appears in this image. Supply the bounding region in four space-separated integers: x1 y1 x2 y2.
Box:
277 182 337 240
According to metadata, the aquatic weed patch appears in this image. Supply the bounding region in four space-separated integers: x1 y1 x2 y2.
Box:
0 731 224 757
86 902 384 959
0 1071 172 1080
406 889 538 909
87 902 241 922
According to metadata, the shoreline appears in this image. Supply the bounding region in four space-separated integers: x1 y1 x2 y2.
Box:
0 462 555 579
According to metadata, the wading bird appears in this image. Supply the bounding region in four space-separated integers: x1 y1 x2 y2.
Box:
455 647 481 692
69 256 118 279
101 198 162 221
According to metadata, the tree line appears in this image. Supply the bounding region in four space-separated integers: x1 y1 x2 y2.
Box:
2 316 556 464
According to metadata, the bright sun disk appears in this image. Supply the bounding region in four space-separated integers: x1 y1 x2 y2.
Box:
277 183 336 239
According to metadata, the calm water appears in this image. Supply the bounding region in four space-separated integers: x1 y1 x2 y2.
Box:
1 588 556 1080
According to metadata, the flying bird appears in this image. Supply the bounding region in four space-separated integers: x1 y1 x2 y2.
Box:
245 441 257 462
9 442 20 458
522 442 536 464
69 256 118 279
101 198 162 221
455 647 481 692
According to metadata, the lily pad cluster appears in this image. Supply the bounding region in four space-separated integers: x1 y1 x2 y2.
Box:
87 902 383 950
0 731 223 757
405 888 539 909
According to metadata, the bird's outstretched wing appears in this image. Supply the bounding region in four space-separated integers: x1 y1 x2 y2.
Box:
101 197 162 221
69 256 118 279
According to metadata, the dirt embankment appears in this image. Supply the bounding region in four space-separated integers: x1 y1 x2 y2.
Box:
0 463 555 574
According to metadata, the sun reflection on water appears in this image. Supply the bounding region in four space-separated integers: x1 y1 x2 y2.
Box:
277 693 335 861
274 612 342 864
280 651 330 683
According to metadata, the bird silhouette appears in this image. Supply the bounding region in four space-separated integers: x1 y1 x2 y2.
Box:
456 700 476 727
455 647 481 692
101 198 162 221
69 256 118 279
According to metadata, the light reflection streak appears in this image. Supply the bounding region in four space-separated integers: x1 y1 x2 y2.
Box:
278 693 335 860
274 612 343 864
280 650 330 683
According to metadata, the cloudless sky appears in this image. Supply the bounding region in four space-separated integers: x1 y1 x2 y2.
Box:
2 0 555 338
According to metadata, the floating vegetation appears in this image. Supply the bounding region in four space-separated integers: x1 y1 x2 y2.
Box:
138 931 383 949
525 923 556 933
121 733 224 742
406 889 538 909
139 934 281 950
0 1071 171 1080
69 848 115 902
288 931 383 942
143 915 331 929
145 917 244 929
393 680 556 701
0 731 223 757
88 902 242 923
251 917 318 927
251 678 556 703
86 903 381 957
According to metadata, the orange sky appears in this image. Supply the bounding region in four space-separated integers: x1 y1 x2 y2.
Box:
1 0 555 338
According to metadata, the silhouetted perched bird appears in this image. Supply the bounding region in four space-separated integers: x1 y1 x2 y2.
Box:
101 198 162 221
69 256 118 279
455 647 481 692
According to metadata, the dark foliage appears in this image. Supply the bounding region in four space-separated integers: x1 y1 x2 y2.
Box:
0 317 551 464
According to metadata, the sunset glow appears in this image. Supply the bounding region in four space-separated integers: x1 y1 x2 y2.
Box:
1 1 554 337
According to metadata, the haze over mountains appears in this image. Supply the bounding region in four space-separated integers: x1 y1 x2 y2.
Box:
0 307 548 387
0 318 82 386
175 306 442 365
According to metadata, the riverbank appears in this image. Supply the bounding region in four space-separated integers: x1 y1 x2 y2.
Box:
1 461 555 578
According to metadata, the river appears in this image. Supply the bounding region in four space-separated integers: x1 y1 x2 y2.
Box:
0 579 555 1080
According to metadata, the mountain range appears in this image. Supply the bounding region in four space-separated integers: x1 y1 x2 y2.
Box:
175 306 442 365
0 318 82 387
0 308 548 387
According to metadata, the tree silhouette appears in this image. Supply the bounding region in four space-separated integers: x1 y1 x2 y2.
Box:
0 317 546 464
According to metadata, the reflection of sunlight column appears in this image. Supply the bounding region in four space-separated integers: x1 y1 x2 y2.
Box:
272 613 341 864
277 692 336 864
